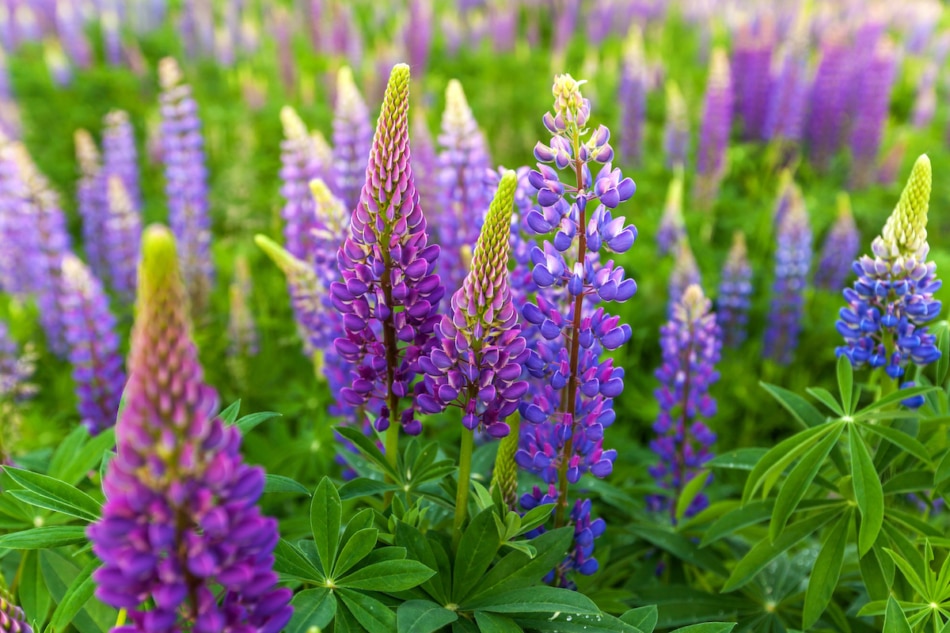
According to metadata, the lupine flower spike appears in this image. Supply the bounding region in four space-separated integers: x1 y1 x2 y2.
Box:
332 66 373 212
694 48 733 207
837 155 941 384
815 193 860 291
619 25 647 166
848 39 897 190
104 176 142 304
75 129 108 281
656 168 685 256
102 110 141 212
279 106 321 263
332 64 444 461
88 225 293 633
649 284 720 522
0 588 32 633
717 232 752 348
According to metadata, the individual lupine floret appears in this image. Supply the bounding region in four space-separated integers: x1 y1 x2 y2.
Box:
60 255 126 435
656 168 685 256
619 25 647 166
837 154 941 380
332 66 373 212
436 79 492 302
815 193 860 291
663 81 689 169
762 45 809 144
731 20 773 140
764 183 811 365
75 129 108 281
515 74 636 586
848 39 897 189
87 225 293 633
331 64 444 451
648 284 720 521
158 57 213 314
103 110 141 211
0 588 31 633
669 238 701 312
104 176 142 304
694 48 733 205
279 106 322 262
717 231 752 348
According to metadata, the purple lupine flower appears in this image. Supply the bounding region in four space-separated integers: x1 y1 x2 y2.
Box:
656 168 685 256
619 26 647 166
332 66 372 213
717 231 752 348
762 45 809 144
764 182 811 365
815 193 860 291
436 79 492 300
837 155 941 379
669 239 701 313
649 283 720 522
806 31 852 170
488 1 518 53
158 57 213 314
0 136 40 296
0 589 32 633
515 75 636 586
731 20 773 140
75 129 108 282
418 170 528 437
102 110 141 212
332 63 444 439
405 0 433 74
412 110 440 225
54 0 92 68
103 175 142 304
60 255 125 435
87 225 293 633
279 106 322 263
848 39 897 190
694 48 733 204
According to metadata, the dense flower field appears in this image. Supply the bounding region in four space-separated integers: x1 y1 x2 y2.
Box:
1 0 949 632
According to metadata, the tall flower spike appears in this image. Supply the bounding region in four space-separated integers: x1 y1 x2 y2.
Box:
815 193 860 291
663 81 689 169
104 175 142 304
619 25 647 166
60 255 126 435
656 168 685 256
649 284 720 522
332 66 373 212
88 225 293 633
764 184 811 365
694 48 733 205
837 155 941 379
332 63 444 442
158 57 214 315
806 31 851 171
279 106 322 263
103 110 141 212
418 170 528 437
731 19 773 140
75 129 108 282
0 588 32 633
848 39 898 189
762 44 809 143
717 231 752 348
411 110 440 226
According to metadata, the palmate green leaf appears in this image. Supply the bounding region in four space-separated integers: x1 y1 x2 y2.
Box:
47 427 116 486
850 427 884 555
336 426 399 480
337 558 435 592
394 522 449 605
884 596 914 633
219 400 242 423
3 467 101 522
273 539 324 582
333 528 378 577
454 620 480 633
860 422 933 466
286 588 337 633
20 550 50 628
770 425 843 542
517 504 554 536
40 550 115 633
620 605 658 633
806 387 844 417
463 586 600 614
0 526 88 549
837 354 855 415
883 470 935 495
397 600 458 633
706 448 767 471
742 424 832 504
465 527 574 603
7 490 97 523
339 477 401 500
803 508 852 629
760 382 828 428
857 386 937 416
722 508 839 592
628 524 728 577
46 558 98 633
235 411 281 434
338 587 396 632
701 500 771 547
676 471 710 525
474 611 521 633
262 474 311 495
311 477 342 572
859 546 892 602
453 507 502 602
883 548 931 599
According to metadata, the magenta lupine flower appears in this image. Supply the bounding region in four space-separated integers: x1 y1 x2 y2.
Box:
848 40 897 190
515 75 636 586
764 183 811 365
717 232 752 348
103 110 141 212
158 57 213 314
88 225 292 633
694 48 732 203
75 129 109 283
663 81 689 169
806 32 852 170
762 45 809 144
60 255 126 435
656 169 685 256
649 284 720 522
332 67 373 213
331 64 444 437
619 26 647 167
103 176 142 304
436 79 492 300
731 20 773 140
418 171 528 437
0 589 32 633
279 106 322 263
815 194 860 291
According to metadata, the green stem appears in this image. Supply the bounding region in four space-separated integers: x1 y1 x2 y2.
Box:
453 429 475 550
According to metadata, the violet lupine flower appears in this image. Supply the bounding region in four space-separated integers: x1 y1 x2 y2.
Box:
515 75 636 586
815 193 860 291
669 239 701 313
418 171 528 437
648 283 720 522
405 0 432 74
731 20 774 140
75 129 108 283
279 106 322 263
103 175 142 304
837 155 941 380
764 183 811 365
762 45 809 144
158 57 213 314
54 0 91 69
619 26 647 166
88 225 293 633
332 63 444 438
412 110 440 224
332 66 373 213
60 255 125 435
694 48 733 204
806 32 851 170
717 231 752 348
0 138 39 296
436 79 492 300
848 40 897 190
663 82 689 169
656 168 685 256
102 110 141 212
0 589 31 633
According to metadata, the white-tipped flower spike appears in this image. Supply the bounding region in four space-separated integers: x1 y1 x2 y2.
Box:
880 154 931 258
